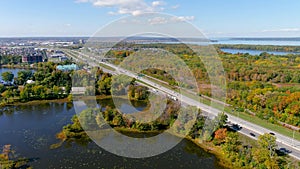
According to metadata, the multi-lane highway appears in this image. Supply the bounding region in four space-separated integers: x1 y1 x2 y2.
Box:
65 49 300 160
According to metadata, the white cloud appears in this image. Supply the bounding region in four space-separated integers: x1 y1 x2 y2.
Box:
148 17 167 25
171 16 194 22
76 0 166 16
120 19 142 24
152 1 165 7
148 16 195 25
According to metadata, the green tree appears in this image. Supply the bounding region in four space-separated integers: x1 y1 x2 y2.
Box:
97 77 111 95
252 133 279 169
222 132 240 156
1 72 14 83
15 70 33 85
32 85 47 99
213 112 228 131
257 133 278 158
53 85 62 98
0 84 5 93
78 109 99 131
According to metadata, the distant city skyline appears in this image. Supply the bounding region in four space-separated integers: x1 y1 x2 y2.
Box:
1 0 300 38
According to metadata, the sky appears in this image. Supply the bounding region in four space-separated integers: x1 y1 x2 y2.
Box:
1 0 300 38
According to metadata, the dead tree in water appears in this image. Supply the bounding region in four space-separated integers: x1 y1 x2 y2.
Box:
0 144 30 169
2 144 12 160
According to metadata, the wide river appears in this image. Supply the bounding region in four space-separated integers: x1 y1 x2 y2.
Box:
0 99 225 169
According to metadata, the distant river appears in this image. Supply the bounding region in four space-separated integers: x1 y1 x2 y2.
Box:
220 48 299 55
211 38 300 46
0 99 224 169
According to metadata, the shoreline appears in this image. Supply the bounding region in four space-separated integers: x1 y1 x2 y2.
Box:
163 130 230 168
2 96 230 168
0 64 37 69
185 137 229 168
2 94 150 107
1 95 115 107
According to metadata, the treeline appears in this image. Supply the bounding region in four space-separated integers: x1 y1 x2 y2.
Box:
95 69 150 100
142 68 178 86
56 105 297 169
0 62 151 106
0 55 22 65
0 62 73 103
223 53 300 83
215 44 300 53
227 81 300 126
218 131 294 169
57 99 208 136
0 62 74 104
103 43 300 127
57 102 227 144
73 100 182 132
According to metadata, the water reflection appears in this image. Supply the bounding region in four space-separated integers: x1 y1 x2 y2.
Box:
0 100 225 169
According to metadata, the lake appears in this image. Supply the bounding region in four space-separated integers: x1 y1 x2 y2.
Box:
210 38 300 55
220 48 299 55
0 67 35 81
0 99 224 169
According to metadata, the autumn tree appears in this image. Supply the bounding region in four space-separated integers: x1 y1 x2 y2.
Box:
214 128 227 142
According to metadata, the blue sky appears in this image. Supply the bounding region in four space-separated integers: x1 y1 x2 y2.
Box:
1 0 300 37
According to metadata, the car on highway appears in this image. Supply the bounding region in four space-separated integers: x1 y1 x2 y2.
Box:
279 148 292 154
269 132 275 135
250 133 256 137
232 124 242 131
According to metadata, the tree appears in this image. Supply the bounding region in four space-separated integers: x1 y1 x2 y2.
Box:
20 90 29 101
32 85 47 99
214 128 227 141
53 85 62 98
78 109 99 131
257 133 277 158
222 132 240 155
0 84 5 93
213 112 228 131
1 72 14 84
1 89 14 100
15 70 33 85
97 76 111 95
252 133 279 169
112 114 125 126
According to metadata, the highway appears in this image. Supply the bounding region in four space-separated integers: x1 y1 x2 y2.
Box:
65 49 300 160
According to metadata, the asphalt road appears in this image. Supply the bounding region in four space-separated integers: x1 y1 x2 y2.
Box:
67 50 300 160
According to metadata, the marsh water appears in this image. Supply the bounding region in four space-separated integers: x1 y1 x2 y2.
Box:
0 98 225 169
